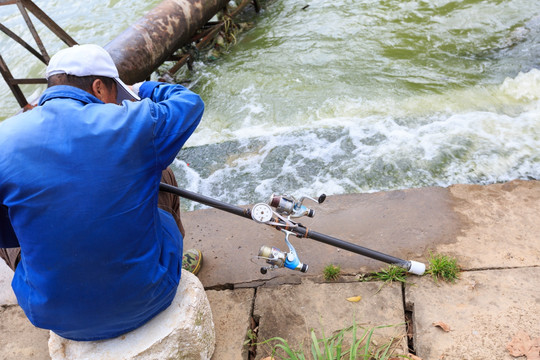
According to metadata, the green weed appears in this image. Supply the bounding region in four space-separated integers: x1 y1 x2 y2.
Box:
371 265 408 284
323 264 341 281
244 328 257 346
426 252 460 283
258 322 411 360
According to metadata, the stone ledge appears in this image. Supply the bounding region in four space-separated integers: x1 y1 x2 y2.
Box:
49 270 215 360
0 261 17 305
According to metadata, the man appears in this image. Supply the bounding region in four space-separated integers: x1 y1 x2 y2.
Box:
0 44 204 341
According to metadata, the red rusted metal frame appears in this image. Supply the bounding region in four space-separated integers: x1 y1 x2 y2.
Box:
21 0 76 47
16 0 49 62
0 54 29 107
0 0 77 108
0 23 47 63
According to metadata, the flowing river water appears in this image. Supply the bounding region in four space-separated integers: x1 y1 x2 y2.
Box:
1 0 539 210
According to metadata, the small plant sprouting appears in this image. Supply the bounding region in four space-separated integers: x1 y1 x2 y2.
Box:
243 328 257 347
323 264 341 281
427 252 460 283
372 265 408 284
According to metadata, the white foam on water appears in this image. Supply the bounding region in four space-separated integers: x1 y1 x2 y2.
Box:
186 69 540 146
180 69 540 207
500 68 540 102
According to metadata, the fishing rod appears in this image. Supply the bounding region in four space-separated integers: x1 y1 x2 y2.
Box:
159 183 426 276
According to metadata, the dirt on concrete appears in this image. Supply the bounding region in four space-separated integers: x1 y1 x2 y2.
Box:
0 305 50 360
437 180 540 269
406 267 540 359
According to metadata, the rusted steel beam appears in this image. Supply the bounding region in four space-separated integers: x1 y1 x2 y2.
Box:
105 0 230 84
0 22 47 63
0 54 28 107
0 0 77 108
22 0 77 47
16 0 49 62
11 78 47 84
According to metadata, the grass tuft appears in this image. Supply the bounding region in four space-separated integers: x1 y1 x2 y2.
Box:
371 265 408 284
258 321 410 360
323 264 341 281
426 252 460 283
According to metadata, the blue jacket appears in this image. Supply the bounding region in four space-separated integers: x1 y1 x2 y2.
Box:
0 81 203 340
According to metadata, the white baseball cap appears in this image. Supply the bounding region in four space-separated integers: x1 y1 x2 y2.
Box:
45 44 140 103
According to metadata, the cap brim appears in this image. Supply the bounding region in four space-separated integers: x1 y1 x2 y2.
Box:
115 78 141 103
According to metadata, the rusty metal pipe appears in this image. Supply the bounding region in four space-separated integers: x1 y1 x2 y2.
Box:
105 0 230 84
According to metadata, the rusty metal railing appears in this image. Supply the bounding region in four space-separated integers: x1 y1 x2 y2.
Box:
1 0 262 110
0 0 77 109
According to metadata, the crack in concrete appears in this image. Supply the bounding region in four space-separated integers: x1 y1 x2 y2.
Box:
461 264 540 272
0 304 18 311
246 287 259 360
402 282 416 355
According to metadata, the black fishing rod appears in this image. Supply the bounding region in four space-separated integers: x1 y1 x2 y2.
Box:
159 183 426 275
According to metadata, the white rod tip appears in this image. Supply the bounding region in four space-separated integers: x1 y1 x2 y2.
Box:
408 260 426 275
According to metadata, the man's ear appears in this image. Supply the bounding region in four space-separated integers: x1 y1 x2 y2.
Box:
91 79 104 100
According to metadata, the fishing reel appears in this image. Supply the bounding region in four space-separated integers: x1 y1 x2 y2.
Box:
268 193 326 219
250 192 325 275
257 230 308 274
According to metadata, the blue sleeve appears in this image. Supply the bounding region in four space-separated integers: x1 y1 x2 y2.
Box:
138 81 204 168
0 205 19 248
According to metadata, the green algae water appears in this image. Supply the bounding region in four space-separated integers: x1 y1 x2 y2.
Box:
1 0 539 209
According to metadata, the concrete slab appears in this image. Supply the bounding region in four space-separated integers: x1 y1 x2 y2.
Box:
0 261 17 305
437 180 540 269
253 280 407 359
183 180 539 288
405 267 540 359
0 180 537 360
0 305 50 360
207 288 255 360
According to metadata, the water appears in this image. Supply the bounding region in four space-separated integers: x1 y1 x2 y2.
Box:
1 0 539 209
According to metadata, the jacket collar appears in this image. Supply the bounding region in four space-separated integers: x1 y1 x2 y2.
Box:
38 85 104 106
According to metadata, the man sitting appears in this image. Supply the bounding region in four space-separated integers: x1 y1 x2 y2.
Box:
0 44 204 341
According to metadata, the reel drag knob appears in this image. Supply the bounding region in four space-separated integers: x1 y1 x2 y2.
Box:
251 203 273 223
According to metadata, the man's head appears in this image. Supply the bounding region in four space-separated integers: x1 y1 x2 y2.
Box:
45 44 140 104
